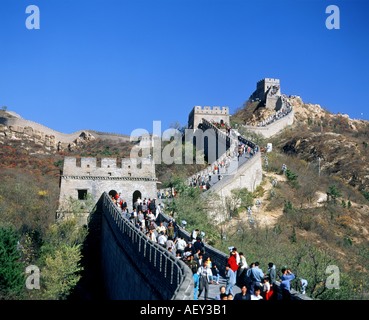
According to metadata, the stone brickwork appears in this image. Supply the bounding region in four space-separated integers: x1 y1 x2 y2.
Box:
57 156 158 222
244 110 294 138
209 152 263 196
250 78 281 107
96 193 193 300
188 105 230 129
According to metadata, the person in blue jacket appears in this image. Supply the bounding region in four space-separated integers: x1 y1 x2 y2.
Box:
280 267 295 300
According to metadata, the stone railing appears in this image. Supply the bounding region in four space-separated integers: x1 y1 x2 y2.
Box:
187 118 260 189
187 118 237 182
99 192 193 300
158 211 312 300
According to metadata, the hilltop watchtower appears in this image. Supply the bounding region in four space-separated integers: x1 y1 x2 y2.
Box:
249 78 282 110
57 156 158 223
188 106 230 130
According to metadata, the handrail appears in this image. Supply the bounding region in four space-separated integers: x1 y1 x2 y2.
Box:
101 192 193 300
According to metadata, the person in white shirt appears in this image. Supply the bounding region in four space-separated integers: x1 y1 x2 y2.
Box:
157 231 167 247
251 286 264 300
300 278 308 295
156 221 166 235
147 229 157 242
175 237 187 256
147 212 156 222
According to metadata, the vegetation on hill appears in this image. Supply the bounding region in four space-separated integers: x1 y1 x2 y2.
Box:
0 166 87 300
1 100 369 300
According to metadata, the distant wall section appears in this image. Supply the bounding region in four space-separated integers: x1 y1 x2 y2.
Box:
243 110 294 138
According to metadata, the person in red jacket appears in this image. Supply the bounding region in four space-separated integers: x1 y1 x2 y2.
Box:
227 250 239 273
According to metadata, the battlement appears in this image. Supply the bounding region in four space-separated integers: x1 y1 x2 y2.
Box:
257 78 280 86
250 78 281 108
193 106 229 115
188 106 230 129
62 156 155 178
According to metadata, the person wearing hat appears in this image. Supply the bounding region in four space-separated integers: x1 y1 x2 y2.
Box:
197 260 213 300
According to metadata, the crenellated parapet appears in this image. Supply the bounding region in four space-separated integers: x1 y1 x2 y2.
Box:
188 105 230 129
193 105 229 114
250 78 281 108
62 156 156 178
58 156 158 221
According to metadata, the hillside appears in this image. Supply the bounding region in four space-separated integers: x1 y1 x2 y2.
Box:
0 109 204 185
221 97 369 299
1 102 369 299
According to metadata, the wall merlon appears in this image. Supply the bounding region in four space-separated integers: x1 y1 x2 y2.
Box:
58 156 158 214
265 78 280 83
193 106 230 115
64 156 78 166
189 105 230 130
101 158 117 169
80 157 97 169
62 156 156 177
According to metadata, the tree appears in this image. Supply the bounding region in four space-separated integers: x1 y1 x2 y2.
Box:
285 169 299 188
34 216 87 300
327 185 341 204
40 244 83 300
164 177 219 244
169 121 187 135
0 226 25 299
231 188 254 214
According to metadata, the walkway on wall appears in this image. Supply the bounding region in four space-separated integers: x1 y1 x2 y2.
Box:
202 152 251 189
197 276 241 300
188 120 260 193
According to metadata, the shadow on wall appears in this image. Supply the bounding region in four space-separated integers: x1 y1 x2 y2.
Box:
67 198 105 300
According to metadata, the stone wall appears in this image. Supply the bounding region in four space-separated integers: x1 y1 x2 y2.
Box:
0 116 89 144
159 211 313 300
58 157 158 220
208 152 263 196
0 122 58 150
188 106 230 130
243 110 294 139
99 193 193 300
185 119 232 164
0 113 130 151
250 78 281 102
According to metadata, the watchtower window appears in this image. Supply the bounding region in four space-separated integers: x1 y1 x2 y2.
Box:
78 189 88 200
87 164 90 168
108 172 112 176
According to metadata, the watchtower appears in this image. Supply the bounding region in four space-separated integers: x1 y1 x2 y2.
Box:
188 105 230 130
249 78 282 110
57 156 158 223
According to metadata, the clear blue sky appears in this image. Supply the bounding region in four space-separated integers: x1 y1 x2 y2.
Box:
0 0 368 135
